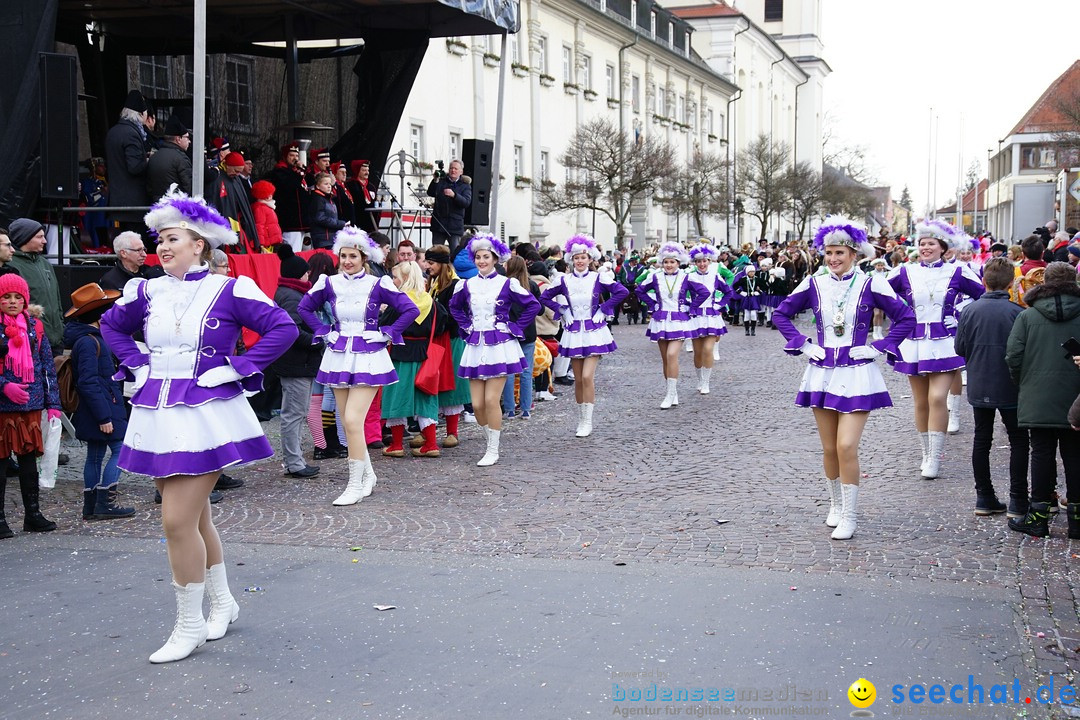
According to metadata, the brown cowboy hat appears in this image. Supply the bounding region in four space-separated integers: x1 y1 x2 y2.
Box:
65 283 120 318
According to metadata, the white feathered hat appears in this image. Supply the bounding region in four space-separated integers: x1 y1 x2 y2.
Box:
813 215 875 258
143 185 238 248
656 242 689 264
332 226 384 263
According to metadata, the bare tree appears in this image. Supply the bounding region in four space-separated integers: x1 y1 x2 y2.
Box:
537 118 677 247
736 134 791 242
657 149 730 238
784 161 823 242
1054 90 1080 153
821 164 875 220
964 160 981 192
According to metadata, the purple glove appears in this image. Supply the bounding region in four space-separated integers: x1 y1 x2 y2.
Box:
2 383 29 405
47 409 62 421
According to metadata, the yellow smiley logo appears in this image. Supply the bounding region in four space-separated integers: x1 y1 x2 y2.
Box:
848 678 876 709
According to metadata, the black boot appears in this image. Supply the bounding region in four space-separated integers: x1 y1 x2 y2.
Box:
0 475 12 539
1008 501 1050 538
91 485 136 520
82 489 95 520
744 321 750 336
750 321 757 336
18 460 56 532
1069 503 1080 540
314 409 343 459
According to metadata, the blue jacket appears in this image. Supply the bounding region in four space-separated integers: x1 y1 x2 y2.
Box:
63 320 127 442
954 290 1023 409
452 248 478 279
309 191 346 249
0 314 61 414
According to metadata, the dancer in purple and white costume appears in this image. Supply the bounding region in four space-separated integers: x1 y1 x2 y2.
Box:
298 227 419 506
449 234 541 466
635 242 710 408
101 187 297 663
886 219 984 479
774 216 915 540
539 234 628 437
686 242 733 395
946 235 985 433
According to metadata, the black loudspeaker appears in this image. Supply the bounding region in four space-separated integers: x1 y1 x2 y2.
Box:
462 138 493 226
39 53 79 200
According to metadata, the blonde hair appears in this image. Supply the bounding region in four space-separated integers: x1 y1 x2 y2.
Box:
392 260 425 294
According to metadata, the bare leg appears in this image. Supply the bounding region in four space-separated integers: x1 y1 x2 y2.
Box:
483 377 508 431
949 370 963 397
700 337 717 369
657 340 671 378
691 337 705 369
469 380 488 427
334 386 377 461
909 374 930 432
578 356 599 403
198 490 223 569
835 412 870 485
572 358 585 404
156 473 220 585
812 408 840 480
663 340 681 379
926 371 956 433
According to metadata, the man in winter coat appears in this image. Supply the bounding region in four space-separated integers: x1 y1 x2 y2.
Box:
104 90 152 245
268 143 309 251
271 245 321 478
426 159 472 254
209 152 260 253
0 228 19 278
1005 262 1080 538
98 231 163 292
146 115 192 199
953 257 1027 518
6 220 63 351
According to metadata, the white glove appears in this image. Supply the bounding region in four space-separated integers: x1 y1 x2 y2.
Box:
361 330 389 343
132 364 150 391
801 341 826 361
561 310 574 325
196 363 244 388
849 345 882 360
943 316 958 330
494 322 510 333
324 330 340 345
591 310 607 324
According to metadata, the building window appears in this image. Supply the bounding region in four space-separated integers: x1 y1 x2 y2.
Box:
562 46 573 84
449 133 461 163
656 85 665 116
599 0 606 10
511 35 520 65
606 63 616 98
224 56 254 132
631 74 641 113
139 56 171 99
764 0 783 21
677 95 685 123
582 56 592 91
513 145 523 176
650 10 656 36
718 112 725 138
410 124 425 163
537 36 547 73
707 108 714 135
540 151 549 181
182 56 212 103
631 0 637 26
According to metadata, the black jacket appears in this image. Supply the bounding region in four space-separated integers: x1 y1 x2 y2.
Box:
146 143 193 200
271 281 323 377
426 176 472 236
267 163 309 232
98 263 164 293
347 179 377 232
954 290 1023 408
508 280 540 344
104 118 150 222
386 301 446 363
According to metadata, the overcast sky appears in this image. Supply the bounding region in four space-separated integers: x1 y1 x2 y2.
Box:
820 0 1080 215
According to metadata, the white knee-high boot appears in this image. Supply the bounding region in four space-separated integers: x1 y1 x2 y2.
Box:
574 403 586 436
700 367 712 394
660 378 678 409
360 454 377 497
831 484 859 540
477 429 500 466
333 459 366 506
205 562 239 641
149 581 208 663
577 403 594 437
918 432 930 474
922 431 945 479
824 477 842 528
947 394 961 434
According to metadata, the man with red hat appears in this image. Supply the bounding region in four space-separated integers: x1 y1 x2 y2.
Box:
208 152 260 253
268 142 309 252
305 147 331 188
330 162 356 225
347 159 377 233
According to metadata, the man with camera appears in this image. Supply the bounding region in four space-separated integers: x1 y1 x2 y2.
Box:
426 159 472 254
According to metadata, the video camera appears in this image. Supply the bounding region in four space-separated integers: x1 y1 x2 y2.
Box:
433 160 446 180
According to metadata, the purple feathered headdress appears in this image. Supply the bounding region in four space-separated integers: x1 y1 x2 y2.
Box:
688 242 718 261
466 233 511 262
656 242 689 264
915 218 963 249
564 234 601 261
143 184 237 248
332 226 384 264
813 215 875 258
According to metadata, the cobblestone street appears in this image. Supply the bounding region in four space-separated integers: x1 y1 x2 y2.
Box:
7 316 1080 718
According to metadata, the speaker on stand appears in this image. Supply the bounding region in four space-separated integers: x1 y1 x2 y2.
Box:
39 53 79 201
462 138 493 227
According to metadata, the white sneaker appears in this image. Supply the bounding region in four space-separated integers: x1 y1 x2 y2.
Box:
462 411 477 424
536 390 556 402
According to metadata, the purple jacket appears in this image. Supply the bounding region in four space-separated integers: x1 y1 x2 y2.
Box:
635 270 710 319
449 271 542 343
887 261 985 340
774 271 915 368
297 271 420 352
687 270 734 317
540 270 629 332
100 266 298 408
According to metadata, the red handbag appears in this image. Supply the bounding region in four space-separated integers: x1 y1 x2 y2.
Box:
414 309 445 395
